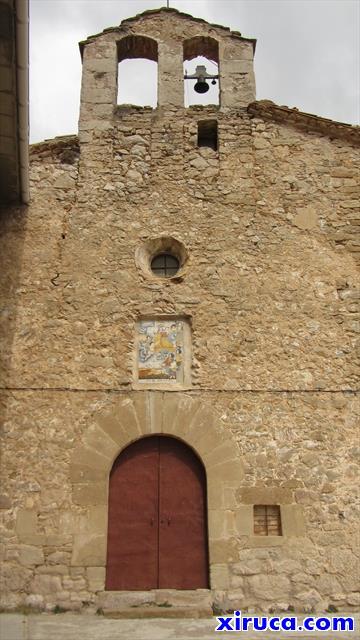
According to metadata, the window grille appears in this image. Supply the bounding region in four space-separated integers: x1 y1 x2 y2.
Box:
151 253 180 277
254 505 282 536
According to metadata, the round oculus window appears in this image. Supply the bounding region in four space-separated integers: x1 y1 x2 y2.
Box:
150 253 180 278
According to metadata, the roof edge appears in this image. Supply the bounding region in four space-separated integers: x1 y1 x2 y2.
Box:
30 135 79 159
248 100 360 145
79 7 256 56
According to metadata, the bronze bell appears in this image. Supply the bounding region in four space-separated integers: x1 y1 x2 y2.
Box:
194 76 210 94
184 64 218 95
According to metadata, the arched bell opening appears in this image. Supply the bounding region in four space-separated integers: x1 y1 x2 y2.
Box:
183 36 220 107
117 35 158 108
105 434 210 591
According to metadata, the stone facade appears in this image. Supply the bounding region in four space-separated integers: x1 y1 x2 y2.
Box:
0 8 359 614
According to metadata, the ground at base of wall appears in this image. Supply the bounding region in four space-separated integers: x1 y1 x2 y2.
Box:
1 612 359 640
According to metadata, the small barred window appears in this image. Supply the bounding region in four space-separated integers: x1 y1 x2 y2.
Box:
254 505 282 536
151 253 180 277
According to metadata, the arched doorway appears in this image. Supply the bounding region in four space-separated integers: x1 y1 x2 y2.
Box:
105 435 209 590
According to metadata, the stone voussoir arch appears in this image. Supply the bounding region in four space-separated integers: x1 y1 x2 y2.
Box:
69 391 244 587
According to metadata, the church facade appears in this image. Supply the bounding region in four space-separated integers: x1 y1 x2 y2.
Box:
0 8 359 614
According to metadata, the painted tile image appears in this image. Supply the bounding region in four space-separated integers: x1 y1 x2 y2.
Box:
138 320 183 381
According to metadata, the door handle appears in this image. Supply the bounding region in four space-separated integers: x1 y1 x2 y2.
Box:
160 516 171 526
150 517 154 526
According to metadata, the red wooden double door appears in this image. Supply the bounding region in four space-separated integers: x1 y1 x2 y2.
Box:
105 436 209 590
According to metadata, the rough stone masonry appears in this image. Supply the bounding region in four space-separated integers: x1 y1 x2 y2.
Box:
0 8 359 614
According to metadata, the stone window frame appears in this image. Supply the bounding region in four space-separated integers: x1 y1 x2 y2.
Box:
135 236 189 282
132 315 192 391
234 487 305 547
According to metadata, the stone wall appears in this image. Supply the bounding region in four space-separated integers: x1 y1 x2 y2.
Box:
0 8 359 615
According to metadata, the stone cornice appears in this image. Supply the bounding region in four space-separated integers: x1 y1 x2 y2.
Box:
79 7 257 55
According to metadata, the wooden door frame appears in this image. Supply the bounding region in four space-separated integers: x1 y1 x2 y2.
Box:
69 392 244 592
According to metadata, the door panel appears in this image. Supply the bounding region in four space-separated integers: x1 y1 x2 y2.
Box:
105 437 159 590
158 437 209 589
105 435 209 590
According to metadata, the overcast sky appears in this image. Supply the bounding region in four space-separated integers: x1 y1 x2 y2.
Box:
30 0 359 143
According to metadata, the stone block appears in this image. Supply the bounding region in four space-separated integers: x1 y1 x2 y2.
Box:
209 538 239 564
45 535 73 546
294 206 318 230
237 487 293 505
70 567 85 576
164 396 202 438
16 510 37 535
82 424 119 460
81 88 114 104
86 566 106 592
47 551 70 565
17 534 47 546
37 565 68 575
58 511 88 534
53 174 75 189
96 590 155 611
18 545 44 566
1 563 32 591
209 460 243 484
72 482 107 506
71 534 106 567
95 409 136 448
70 446 110 473
207 480 224 510
88 58 117 74
86 566 105 580
162 394 194 434
30 574 62 596
0 495 11 509
24 594 45 609
117 397 143 437
208 510 227 539
234 505 253 536
148 391 164 433
87 505 107 533
247 536 285 548
62 576 87 591
210 563 230 590
69 464 107 483
132 393 150 432
247 574 291 600
189 427 226 461
203 440 239 468
281 504 306 536
221 59 254 74
232 558 267 576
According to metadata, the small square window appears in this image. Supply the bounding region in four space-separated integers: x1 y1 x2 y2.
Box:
197 120 218 151
254 505 282 536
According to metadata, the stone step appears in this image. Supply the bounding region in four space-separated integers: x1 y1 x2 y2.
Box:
96 589 213 618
